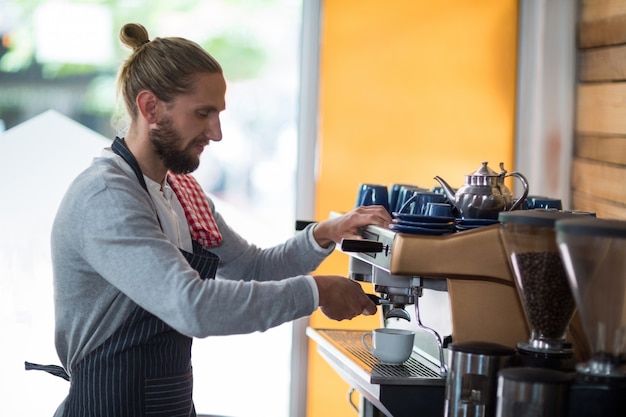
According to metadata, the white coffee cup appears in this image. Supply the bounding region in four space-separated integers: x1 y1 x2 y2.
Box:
362 328 415 365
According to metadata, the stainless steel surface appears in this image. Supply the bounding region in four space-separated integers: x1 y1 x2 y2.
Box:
343 225 447 325
496 367 573 417
413 288 447 375
434 162 529 219
385 307 411 322
350 256 373 281
445 342 516 417
308 328 444 385
306 327 446 417
367 293 411 322
343 224 451 374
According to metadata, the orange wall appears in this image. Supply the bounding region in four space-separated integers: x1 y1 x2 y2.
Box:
306 1 518 416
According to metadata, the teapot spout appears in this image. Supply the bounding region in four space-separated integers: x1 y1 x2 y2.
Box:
433 176 456 204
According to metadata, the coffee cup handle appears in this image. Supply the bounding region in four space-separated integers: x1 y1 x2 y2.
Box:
359 188 374 206
362 332 375 353
397 194 417 214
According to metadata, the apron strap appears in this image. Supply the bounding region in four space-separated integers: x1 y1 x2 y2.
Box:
111 136 165 231
24 361 70 381
111 137 149 193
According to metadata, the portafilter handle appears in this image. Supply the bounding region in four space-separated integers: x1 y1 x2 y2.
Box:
366 293 392 305
367 293 411 321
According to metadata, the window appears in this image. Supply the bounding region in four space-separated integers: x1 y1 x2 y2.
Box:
0 1 302 416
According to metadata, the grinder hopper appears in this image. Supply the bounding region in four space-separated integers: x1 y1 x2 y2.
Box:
556 217 626 377
556 217 626 417
498 210 588 370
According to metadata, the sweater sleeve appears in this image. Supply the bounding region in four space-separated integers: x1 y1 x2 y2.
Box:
54 160 321 346
206 198 335 282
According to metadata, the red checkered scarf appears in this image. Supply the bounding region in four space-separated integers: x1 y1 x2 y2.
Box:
167 172 223 247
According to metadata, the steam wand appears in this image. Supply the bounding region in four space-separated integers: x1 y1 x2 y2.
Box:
413 286 448 376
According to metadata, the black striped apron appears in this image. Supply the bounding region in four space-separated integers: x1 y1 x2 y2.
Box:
28 138 220 416
60 242 218 417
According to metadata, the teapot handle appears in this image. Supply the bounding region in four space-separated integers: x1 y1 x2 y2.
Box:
506 172 529 211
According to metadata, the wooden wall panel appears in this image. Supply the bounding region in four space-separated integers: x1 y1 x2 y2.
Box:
572 158 626 205
577 84 626 134
578 44 626 81
576 135 626 165
572 190 626 219
574 0 626 219
580 0 626 20
579 0 626 47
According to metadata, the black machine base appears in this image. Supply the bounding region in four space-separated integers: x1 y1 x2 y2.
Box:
567 374 626 417
516 346 576 372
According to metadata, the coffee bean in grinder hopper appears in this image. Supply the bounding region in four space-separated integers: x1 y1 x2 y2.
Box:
498 209 589 372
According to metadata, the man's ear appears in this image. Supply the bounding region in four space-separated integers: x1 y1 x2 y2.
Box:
136 90 160 124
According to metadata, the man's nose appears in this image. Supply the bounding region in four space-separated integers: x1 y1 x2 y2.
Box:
205 116 222 142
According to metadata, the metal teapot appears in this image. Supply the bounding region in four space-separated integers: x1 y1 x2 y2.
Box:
433 161 529 220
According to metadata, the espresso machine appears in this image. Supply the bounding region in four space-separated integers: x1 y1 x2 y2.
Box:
556 217 626 417
498 210 591 371
307 214 531 417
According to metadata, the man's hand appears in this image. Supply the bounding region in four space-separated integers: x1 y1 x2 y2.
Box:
313 275 377 320
312 205 392 248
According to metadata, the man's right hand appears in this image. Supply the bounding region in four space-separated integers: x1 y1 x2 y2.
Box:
312 275 377 320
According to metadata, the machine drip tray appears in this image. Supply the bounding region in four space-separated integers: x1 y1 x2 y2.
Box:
307 328 445 417
315 328 442 384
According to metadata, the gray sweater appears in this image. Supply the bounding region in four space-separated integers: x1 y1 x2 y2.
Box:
52 154 332 375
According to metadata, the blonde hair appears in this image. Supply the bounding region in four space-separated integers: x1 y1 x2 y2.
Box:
116 23 222 121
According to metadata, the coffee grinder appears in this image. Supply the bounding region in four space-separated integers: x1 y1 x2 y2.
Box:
556 217 626 417
498 210 584 371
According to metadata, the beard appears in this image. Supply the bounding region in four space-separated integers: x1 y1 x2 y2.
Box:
149 115 203 174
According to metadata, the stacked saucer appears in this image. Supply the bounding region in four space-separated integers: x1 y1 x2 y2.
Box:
455 218 499 232
391 212 455 236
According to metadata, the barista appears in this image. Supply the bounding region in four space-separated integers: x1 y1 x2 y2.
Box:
39 22 390 416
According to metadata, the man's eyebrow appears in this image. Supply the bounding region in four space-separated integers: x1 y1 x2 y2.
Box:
199 103 225 112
